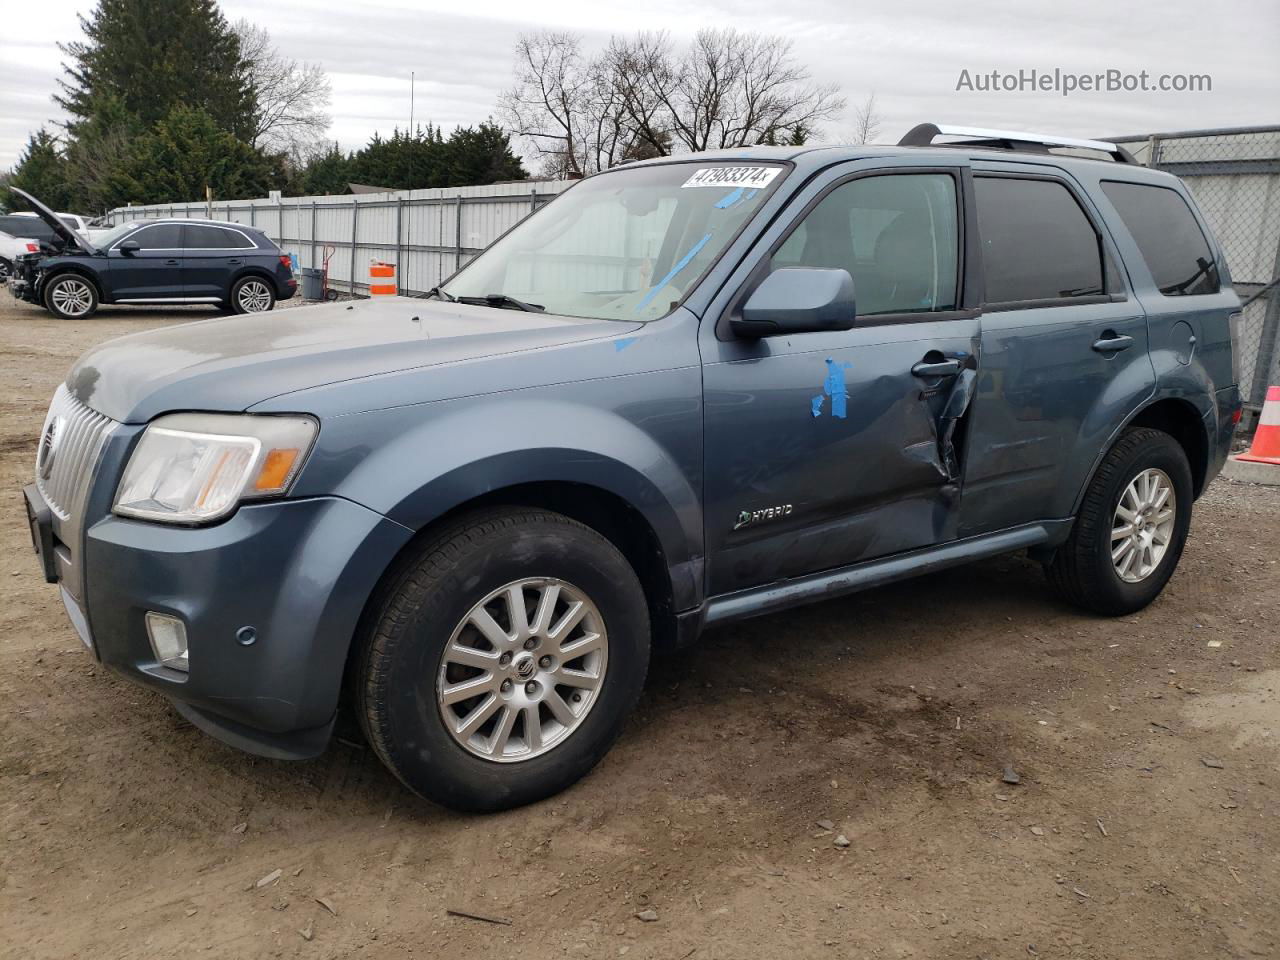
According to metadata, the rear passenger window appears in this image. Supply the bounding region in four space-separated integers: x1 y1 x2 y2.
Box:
773 173 959 316
128 224 184 249
1101 181 1219 296
975 177 1104 304
186 225 254 249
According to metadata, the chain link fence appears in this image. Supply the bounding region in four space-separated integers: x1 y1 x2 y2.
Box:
1113 126 1280 430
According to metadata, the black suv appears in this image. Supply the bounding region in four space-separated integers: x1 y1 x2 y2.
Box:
7 188 296 319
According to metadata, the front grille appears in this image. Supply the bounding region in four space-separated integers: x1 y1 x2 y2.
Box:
35 384 117 521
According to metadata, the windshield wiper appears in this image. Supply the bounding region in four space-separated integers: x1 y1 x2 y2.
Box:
419 285 456 302
455 293 545 313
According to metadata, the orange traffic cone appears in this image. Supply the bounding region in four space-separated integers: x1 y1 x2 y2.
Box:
1237 386 1280 464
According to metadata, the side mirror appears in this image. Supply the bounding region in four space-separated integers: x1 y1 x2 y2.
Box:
731 267 856 338
118 239 140 255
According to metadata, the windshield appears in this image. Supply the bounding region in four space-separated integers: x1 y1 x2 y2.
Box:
442 162 785 321
92 221 144 248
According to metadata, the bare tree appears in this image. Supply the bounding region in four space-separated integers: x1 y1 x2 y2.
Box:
849 92 882 145
660 29 844 152
234 20 332 154
502 28 845 174
500 31 594 177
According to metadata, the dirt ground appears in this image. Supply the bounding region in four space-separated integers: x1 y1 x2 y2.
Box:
0 297 1276 960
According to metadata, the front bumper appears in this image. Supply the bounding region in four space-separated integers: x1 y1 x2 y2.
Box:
27 483 412 759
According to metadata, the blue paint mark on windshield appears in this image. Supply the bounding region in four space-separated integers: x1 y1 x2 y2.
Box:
714 187 745 209
635 232 713 312
811 357 852 418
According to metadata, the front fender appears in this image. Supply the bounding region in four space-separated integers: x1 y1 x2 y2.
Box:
288 374 706 609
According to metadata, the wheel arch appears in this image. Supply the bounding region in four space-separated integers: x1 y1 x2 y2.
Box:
365 480 678 651
1072 395 1211 514
228 266 277 300
41 265 104 302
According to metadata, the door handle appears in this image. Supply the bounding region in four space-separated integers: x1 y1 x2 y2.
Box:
227 258 242 265
1092 332 1134 354
912 358 962 378
164 258 180 265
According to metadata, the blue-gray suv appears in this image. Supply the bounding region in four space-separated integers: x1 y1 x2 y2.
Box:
23 125 1242 811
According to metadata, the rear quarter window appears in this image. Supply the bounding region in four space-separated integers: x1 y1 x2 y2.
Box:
186 225 255 249
1101 181 1220 296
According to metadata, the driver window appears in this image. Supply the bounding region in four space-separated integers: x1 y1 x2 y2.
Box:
129 223 184 250
774 174 959 316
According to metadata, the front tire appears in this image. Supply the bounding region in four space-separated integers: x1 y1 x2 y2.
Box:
42 273 99 319
1046 427 1192 615
356 508 651 812
230 276 275 314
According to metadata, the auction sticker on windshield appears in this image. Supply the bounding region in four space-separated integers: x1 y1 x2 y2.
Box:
681 166 781 189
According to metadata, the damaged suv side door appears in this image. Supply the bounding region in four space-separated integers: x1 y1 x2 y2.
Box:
700 161 983 596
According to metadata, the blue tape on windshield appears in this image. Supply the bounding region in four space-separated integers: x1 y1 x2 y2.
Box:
714 187 745 209
635 232 713 312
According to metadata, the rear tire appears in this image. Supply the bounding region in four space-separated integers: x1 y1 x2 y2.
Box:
42 273 99 319
1046 427 1192 615
356 508 650 812
230 276 275 314
0 257 12 284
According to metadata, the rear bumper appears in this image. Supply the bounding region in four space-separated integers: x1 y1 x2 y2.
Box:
73 495 412 758
1206 383 1242 487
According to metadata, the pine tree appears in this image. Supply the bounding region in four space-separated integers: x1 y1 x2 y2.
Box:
116 105 281 204
444 122 527 187
4 130 73 212
55 0 254 140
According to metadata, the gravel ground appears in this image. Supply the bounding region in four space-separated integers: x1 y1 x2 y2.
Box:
0 296 1277 960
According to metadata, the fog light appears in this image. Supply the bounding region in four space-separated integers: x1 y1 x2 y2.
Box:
145 612 189 672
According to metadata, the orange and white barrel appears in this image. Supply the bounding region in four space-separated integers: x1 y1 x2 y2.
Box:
369 261 396 297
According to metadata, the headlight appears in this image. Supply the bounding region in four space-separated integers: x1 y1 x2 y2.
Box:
114 413 317 523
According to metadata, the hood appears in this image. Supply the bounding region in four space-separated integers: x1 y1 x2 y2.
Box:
68 296 639 422
9 187 96 252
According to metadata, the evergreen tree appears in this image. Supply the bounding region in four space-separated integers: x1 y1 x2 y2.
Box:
4 130 73 212
444 122 527 187
116 105 282 204
297 144 352 196
56 0 254 140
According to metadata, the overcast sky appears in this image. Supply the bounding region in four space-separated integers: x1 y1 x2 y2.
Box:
1 0 1276 171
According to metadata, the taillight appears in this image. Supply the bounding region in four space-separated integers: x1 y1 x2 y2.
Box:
279 255 292 273
25 243 38 252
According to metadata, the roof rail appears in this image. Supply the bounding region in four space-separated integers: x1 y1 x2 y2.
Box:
899 123 1138 163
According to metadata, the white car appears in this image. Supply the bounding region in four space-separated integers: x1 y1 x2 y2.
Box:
9 210 110 241
0 229 41 284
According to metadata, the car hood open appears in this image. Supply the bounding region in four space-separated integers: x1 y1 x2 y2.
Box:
9 187 96 253
66 296 639 422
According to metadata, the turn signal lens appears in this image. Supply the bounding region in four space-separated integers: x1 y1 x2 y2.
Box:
254 448 301 492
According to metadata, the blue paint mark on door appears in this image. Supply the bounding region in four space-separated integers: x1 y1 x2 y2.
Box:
811 357 852 419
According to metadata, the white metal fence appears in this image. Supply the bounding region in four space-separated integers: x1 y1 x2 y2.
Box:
104 180 573 296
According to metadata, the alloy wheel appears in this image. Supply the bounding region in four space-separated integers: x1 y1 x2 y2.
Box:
237 280 273 312
50 278 94 317
1111 467 1176 583
436 577 609 763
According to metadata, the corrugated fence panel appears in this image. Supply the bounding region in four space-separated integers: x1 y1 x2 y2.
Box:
105 180 573 295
